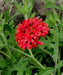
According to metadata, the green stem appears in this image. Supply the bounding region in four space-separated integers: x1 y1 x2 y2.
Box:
0 33 11 56
54 39 59 75
9 5 13 14
58 49 61 75
0 51 11 59
9 45 45 69
2 19 5 32
24 14 28 20
9 45 53 74
54 46 58 75
28 49 46 69
9 45 31 57
23 0 28 20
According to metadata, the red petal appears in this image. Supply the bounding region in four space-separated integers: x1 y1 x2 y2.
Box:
37 41 44 45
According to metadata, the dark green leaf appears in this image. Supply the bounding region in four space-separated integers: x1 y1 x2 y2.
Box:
0 55 7 68
4 24 12 32
4 11 10 23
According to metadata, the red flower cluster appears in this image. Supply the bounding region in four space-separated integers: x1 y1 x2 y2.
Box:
15 17 49 50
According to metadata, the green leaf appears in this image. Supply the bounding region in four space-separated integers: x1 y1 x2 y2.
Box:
44 1 62 11
30 12 35 19
15 0 35 19
11 55 16 64
0 39 4 50
8 28 16 45
27 4 33 17
9 20 14 27
56 61 63 69
0 13 3 19
4 31 9 38
4 24 12 32
4 57 32 75
39 36 51 49
0 55 7 68
39 56 43 63
13 51 21 59
37 68 54 75
17 71 23 75
16 3 25 15
53 10 58 21
52 29 59 62
4 11 10 23
26 70 32 75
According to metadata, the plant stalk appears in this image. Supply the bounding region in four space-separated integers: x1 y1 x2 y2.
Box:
24 14 28 20
58 49 61 75
9 45 31 57
9 45 46 69
28 49 46 69
0 51 11 59
0 33 11 56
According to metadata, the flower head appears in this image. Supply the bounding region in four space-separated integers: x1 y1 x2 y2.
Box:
15 17 49 50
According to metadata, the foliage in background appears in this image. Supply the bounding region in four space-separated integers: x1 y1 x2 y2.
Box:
14 0 35 19
0 0 63 75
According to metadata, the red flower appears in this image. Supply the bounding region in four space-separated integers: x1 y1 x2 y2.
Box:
15 17 49 50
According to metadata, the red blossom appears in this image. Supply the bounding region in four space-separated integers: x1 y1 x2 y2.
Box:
15 17 49 50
